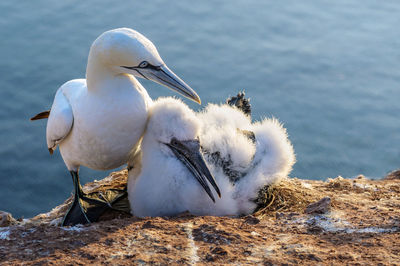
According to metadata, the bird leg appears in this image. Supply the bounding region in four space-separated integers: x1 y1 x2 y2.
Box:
62 171 128 226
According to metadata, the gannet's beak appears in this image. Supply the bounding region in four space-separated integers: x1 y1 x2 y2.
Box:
123 64 201 104
166 138 221 202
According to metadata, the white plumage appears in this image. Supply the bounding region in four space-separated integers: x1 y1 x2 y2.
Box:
42 28 201 225
48 76 150 172
47 28 200 172
198 103 296 214
128 97 295 217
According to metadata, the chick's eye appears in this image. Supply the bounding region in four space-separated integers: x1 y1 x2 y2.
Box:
139 61 149 68
171 138 178 146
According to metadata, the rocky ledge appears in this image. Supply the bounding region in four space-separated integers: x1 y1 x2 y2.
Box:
1 170 399 265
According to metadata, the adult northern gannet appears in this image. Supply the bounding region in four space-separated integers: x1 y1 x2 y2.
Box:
128 96 295 217
31 28 201 226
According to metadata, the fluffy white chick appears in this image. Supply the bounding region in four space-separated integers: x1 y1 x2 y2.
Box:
128 97 223 217
128 97 295 217
198 103 296 214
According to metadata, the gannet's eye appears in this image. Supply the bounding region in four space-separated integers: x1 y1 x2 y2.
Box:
139 61 149 68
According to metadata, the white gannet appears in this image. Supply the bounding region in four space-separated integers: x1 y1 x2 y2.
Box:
31 28 201 226
128 96 295 217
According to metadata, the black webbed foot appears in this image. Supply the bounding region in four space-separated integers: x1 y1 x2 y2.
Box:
62 171 130 226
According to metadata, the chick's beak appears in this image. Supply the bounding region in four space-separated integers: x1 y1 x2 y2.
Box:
166 138 221 202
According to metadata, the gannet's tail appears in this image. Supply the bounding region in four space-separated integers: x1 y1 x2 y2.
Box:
234 117 296 214
30 110 50 120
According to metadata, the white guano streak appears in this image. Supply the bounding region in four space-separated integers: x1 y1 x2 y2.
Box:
183 222 199 265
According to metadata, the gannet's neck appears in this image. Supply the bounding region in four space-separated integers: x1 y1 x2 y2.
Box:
86 48 141 92
85 51 114 90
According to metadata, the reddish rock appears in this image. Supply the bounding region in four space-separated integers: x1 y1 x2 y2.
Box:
0 170 399 265
305 197 331 214
0 211 16 227
384 169 400 180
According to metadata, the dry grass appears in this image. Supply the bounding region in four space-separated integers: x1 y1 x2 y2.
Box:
253 178 319 218
30 172 325 225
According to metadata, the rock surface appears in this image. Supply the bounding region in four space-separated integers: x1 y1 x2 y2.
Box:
1 170 399 265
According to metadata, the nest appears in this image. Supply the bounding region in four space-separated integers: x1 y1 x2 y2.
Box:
252 178 318 218
29 171 320 225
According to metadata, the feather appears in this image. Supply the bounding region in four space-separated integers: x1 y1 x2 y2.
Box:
30 110 50 120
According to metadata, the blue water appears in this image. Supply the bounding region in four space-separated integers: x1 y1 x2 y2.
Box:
0 1 399 218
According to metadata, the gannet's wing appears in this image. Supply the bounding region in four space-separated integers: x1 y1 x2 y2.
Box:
46 88 73 154
226 91 251 116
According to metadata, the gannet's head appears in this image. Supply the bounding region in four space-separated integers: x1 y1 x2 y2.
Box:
144 97 221 202
91 28 201 104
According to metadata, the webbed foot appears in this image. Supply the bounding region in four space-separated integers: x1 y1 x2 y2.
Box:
62 171 130 226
